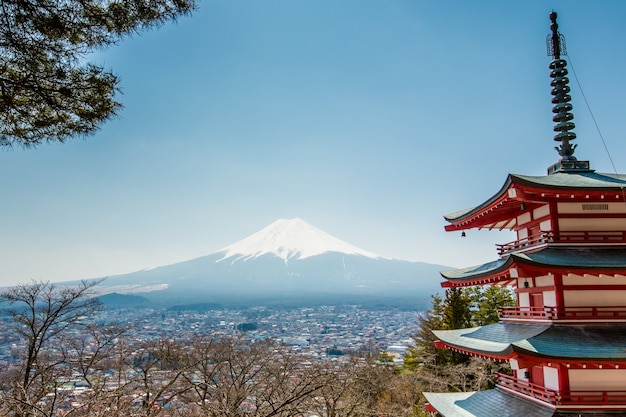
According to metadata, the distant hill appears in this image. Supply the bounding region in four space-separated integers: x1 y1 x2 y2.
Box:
85 218 446 308
97 292 149 307
167 302 224 312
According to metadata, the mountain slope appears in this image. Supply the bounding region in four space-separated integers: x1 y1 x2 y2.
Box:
90 218 446 305
217 218 382 262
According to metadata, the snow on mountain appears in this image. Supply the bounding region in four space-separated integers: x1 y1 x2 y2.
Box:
217 218 384 263
79 217 446 305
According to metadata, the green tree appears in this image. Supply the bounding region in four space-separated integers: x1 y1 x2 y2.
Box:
469 285 516 326
405 294 446 371
406 288 476 370
1 0 197 147
443 287 471 331
403 286 515 408
377 350 395 368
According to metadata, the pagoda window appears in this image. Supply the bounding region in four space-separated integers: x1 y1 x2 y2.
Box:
562 274 626 314
518 292 530 309
533 204 550 220
557 202 626 214
564 290 626 308
559 218 626 232
518 227 529 240
514 368 529 381
563 273 626 285
543 291 557 307
569 369 626 391
535 274 555 287
543 366 560 391
540 219 551 231
517 212 532 226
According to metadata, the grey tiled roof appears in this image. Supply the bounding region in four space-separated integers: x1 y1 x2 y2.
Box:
515 325 626 359
444 171 626 222
440 258 509 280
432 323 549 357
440 247 626 281
434 323 626 360
515 247 626 269
554 412 626 416
423 389 557 417
424 389 626 417
512 171 626 189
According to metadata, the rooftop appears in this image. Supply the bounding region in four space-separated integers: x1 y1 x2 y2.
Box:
433 323 626 361
444 172 626 232
440 247 626 286
423 389 556 417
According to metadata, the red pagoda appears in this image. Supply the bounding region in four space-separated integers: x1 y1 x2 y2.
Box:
423 12 626 417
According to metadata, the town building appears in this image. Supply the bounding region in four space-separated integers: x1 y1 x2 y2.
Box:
423 12 626 417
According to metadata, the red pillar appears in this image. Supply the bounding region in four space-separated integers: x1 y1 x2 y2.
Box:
554 273 564 309
558 363 570 399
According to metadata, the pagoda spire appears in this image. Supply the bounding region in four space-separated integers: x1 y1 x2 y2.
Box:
546 11 591 174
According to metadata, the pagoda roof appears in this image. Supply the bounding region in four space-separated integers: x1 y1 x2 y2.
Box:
433 323 626 361
423 389 623 417
511 171 626 189
423 389 557 417
440 247 626 286
444 171 626 231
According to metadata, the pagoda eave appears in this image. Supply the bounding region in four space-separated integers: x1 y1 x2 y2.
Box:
441 274 514 288
444 172 626 232
434 339 626 367
433 323 626 363
440 247 626 287
423 389 558 417
433 339 516 361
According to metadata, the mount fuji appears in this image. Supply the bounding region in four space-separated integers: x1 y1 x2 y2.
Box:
91 218 446 306
218 218 381 263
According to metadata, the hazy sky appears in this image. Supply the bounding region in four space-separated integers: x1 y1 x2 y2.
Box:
2 1 626 286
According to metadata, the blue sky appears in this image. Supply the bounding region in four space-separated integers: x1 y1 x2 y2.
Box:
2 1 626 286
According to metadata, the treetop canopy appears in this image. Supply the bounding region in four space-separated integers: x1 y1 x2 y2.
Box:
0 0 197 147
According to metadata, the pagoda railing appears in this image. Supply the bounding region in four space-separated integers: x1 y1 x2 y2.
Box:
496 373 626 406
500 306 626 322
497 231 626 255
496 372 559 404
561 391 626 404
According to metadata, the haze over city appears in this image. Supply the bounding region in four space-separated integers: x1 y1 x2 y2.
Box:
2 0 626 287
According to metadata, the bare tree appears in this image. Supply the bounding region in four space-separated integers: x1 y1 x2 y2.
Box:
180 336 326 417
125 338 193 417
377 371 428 417
63 323 132 417
308 357 394 417
0 280 102 417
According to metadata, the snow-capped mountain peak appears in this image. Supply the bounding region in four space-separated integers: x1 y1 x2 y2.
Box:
217 218 382 263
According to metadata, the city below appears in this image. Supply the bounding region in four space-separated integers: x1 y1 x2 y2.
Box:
0 303 421 369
